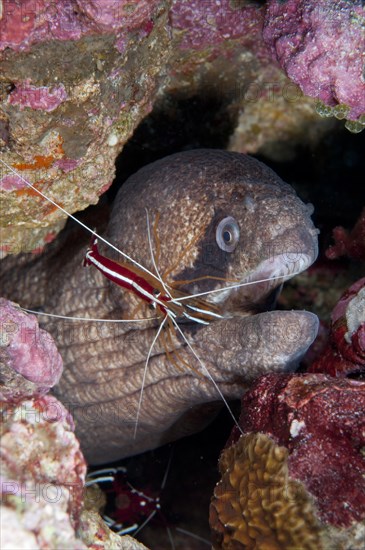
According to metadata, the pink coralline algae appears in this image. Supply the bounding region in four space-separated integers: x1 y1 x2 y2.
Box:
0 394 87 548
0 0 158 52
263 0 365 124
77 0 159 32
326 207 365 261
8 82 68 112
0 298 63 400
170 0 266 52
233 372 365 529
0 0 89 50
309 277 365 377
0 174 27 191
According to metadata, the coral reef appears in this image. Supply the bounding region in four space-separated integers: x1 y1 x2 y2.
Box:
1 1 364 546
0 394 87 547
3 0 363 253
0 0 171 254
309 277 365 377
210 432 326 549
169 1 337 162
214 372 365 548
263 0 365 131
326 207 365 261
0 299 86 547
0 298 63 400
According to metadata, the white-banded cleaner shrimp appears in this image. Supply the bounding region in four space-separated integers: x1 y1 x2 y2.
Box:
0 150 319 464
85 443 212 549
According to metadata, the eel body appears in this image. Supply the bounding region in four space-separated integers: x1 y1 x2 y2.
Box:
0 150 319 464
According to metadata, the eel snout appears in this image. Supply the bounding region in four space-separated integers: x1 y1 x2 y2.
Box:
219 212 319 315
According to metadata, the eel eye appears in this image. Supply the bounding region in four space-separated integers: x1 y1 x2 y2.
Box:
216 216 240 252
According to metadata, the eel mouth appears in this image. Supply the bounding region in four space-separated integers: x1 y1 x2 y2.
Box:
212 251 316 315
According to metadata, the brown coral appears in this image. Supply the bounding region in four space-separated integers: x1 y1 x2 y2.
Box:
210 433 325 549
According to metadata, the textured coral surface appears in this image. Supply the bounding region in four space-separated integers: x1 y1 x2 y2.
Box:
0 0 171 253
235 373 365 528
263 0 365 126
0 298 63 400
0 394 87 547
210 433 325 549
170 0 265 51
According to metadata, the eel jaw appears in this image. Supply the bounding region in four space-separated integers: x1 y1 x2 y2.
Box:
211 251 316 314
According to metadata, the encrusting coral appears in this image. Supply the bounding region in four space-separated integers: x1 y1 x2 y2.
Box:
210 371 365 549
0 0 172 254
210 433 326 549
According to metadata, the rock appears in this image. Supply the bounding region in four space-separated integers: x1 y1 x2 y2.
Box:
78 510 149 550
263 0 365 132
0 394 87 547
0 0 172 254
0 298 63 400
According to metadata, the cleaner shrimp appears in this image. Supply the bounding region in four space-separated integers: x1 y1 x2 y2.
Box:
0 150 319 463
86 445 212 549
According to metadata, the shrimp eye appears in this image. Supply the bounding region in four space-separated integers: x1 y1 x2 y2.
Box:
216 216 240 252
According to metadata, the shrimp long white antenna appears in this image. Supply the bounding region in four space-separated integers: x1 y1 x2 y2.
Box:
85 475 114 487
116 524 139 536
0 158 160 283
161 448 174 490
166 527 176 550
175 527 211 546
22 307 157 323
132 510 158 537
133 315 168 439
170 314 243 435
145 207 173 300
88 466 126 477
172 271 304 303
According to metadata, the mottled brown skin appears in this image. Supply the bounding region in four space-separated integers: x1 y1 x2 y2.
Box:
0 150 319 464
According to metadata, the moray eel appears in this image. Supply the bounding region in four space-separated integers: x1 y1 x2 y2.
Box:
0 150 319 464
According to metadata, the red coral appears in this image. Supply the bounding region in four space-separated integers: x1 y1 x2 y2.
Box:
232 372 365 528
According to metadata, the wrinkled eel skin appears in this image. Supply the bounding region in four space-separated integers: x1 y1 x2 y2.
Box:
0 150 319 464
